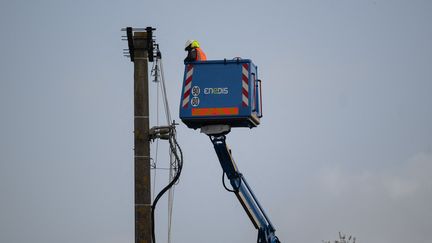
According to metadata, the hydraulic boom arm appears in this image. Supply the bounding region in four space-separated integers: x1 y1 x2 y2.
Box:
209 134 280 243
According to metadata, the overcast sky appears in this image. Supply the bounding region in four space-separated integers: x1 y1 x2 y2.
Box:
1 0 431 243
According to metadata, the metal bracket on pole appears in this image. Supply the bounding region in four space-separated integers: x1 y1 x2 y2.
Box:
126 27 134 61
121 26 156 62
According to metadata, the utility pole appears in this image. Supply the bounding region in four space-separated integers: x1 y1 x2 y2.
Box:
122 27 155 243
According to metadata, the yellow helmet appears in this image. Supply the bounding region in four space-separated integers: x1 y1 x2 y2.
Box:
185 39 200 50
191 40 200 48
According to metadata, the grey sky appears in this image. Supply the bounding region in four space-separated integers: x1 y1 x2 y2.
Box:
1 0 431 243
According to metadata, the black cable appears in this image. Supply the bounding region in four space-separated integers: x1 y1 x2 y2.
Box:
151 130 183 243
210 135 241 194
222 171 242 193
222 172 237 193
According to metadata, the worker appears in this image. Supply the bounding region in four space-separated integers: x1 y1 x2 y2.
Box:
184 40 207 62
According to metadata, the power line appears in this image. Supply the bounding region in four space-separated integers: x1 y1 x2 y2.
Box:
150 45 180 243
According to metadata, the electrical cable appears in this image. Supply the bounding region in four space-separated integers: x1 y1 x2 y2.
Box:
151 130 183 243
222 172 237 193
210 135 241 194
159 57 172 123
157 52 176 243
150 44 183 243
149 45 186 243
152 67 160 201
222 171 242 193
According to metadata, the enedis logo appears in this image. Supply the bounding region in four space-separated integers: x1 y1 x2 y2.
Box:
204 87 229 95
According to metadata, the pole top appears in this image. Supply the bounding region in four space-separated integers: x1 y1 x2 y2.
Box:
122 26 156 62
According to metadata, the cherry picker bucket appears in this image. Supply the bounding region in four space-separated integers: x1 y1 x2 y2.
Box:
179 59 263 129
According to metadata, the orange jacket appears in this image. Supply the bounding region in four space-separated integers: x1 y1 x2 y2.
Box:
185 47 207 62
195 47 207 61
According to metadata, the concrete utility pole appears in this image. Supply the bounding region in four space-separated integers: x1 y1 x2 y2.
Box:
133 31 151 243
123 27 155 243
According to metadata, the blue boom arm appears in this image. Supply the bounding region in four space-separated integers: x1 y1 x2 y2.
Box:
210 135 280 243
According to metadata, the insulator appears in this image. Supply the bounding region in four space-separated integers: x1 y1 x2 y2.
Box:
158 134 170 140
158 128 170 134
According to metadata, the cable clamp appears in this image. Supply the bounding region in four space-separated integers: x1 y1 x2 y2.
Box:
149 125 173 140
